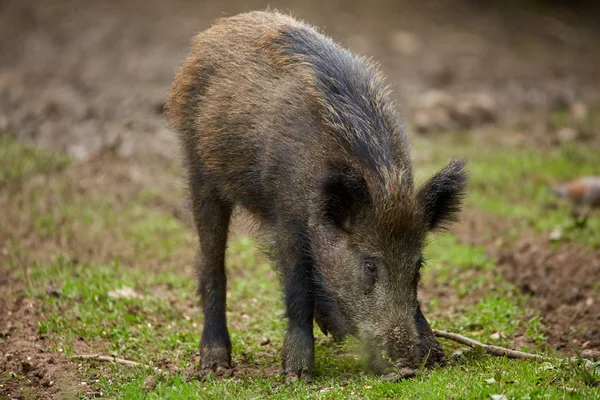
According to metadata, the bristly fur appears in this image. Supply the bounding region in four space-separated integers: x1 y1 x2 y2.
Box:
265 23 413 204
164 9 467 378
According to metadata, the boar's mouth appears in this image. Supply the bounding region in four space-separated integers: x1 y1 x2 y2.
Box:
362 318 446 374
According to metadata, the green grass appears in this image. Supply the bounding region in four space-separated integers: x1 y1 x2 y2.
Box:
95 357 598 400
17 245 599 399
0 134 70 183
3 134 600 398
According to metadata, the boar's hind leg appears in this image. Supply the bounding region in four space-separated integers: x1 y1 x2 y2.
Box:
191 179 233 375
279 224 315 381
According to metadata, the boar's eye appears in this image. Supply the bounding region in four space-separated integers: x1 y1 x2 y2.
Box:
362 259 377 279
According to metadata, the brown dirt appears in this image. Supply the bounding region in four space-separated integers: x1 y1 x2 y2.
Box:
2 0 600 398
498 236 600 352
455 210 600 353
0 295 83 400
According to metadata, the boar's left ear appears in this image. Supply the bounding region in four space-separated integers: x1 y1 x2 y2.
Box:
320 163 370 232
416 159 468 231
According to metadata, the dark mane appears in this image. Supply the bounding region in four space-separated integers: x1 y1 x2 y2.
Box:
269 25 408 178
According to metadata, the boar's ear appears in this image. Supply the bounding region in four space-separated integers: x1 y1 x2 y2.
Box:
320 164 369 232
416 159 468 231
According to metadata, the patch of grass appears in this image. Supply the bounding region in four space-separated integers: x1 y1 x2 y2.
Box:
17 235 597 399
125 205 188 261
526 315 548 346
426 234 494 272
455 296 522 339
91 354 600 399
25 255 199 364
0 134 70 183
571 346 600 387
424 234 495 299
3 169 192 266
3 136 599 398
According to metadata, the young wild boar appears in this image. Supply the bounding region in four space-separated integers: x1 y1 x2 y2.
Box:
166 10 467 380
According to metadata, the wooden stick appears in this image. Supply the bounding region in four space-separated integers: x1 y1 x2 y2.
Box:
433 329 551 361
71 354 162 372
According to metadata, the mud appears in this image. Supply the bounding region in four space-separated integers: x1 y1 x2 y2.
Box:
456 211 600 353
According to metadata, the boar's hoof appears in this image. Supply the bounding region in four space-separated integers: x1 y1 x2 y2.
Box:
382 368 418 382
284 369 312 383
199 346 232 377
199 364 234 378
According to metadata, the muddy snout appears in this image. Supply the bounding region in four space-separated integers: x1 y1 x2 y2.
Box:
387 333 445 372
380 311 446 375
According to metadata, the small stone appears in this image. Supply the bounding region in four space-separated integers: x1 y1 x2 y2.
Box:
143 375 157 392
556 127 578 143
46 287 62 298
452 348 467 357
582 349 600 361
586 298 594 307
108 286 143 300
260 337 270 346
570 102 588 121
549 227 563 242
67 144 90 161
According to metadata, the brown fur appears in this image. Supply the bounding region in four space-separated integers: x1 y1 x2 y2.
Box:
166 10 467 379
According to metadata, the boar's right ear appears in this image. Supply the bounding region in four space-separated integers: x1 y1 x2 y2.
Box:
320 164 369 232
416 159 468 232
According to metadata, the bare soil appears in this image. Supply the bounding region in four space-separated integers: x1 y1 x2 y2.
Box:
1 0 600 398
455 211 600 352
498 235 600 351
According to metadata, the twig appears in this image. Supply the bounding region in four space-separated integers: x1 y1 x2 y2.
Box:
71 354 161 372
433 329 551 361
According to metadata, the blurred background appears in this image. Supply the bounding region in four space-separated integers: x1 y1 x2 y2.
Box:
1 0 599 160
1 1 599 397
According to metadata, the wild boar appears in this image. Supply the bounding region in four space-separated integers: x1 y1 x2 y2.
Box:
165 10 467 381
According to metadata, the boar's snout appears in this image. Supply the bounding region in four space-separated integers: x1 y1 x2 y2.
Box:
384 327 445 372
369 305 445 373
386 331 443 370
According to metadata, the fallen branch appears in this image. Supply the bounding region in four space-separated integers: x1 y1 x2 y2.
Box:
71 354 161 372
433 329 551 361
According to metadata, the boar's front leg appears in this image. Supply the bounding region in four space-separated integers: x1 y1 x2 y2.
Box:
279 224 315 381
191 180 233 375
